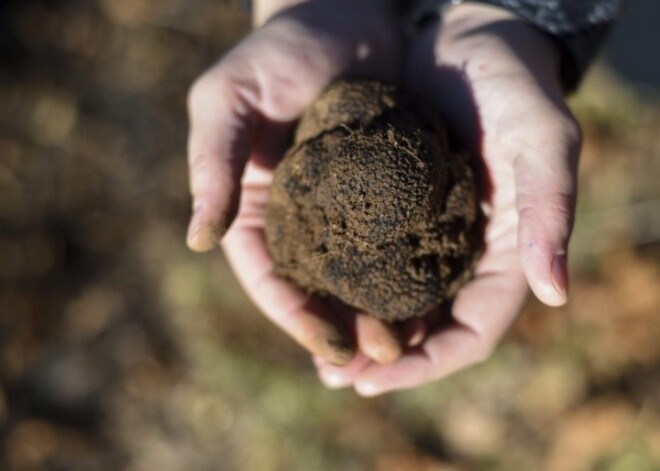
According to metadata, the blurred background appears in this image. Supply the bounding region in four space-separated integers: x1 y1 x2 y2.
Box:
0 0 658 469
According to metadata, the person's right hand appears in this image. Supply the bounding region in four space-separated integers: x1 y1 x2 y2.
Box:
314 3 582 394
186 0 404 365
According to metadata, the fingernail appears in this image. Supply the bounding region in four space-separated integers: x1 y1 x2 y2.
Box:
324 336 355 366
355 381 380 397
319 370 346 389
408 327 426 347
187 203 223 251
186 207 204 249
371 343 402 365
405 318 427 347
362 331 402 365
551 253 569 301
312 330 354 366
302 315 355 366
357 315 402 365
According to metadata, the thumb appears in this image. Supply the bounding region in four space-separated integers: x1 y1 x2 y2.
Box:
514 115 582 306
186 75 256 252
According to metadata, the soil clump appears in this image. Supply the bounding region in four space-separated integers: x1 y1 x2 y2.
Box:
265 80 481 322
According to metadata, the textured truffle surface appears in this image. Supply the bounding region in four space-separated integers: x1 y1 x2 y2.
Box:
265 80 481 322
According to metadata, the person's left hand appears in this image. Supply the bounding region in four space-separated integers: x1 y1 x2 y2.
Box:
314 4 582 395
187 0 408 366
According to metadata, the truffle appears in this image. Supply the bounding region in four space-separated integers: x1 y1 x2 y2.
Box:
265 80 481 322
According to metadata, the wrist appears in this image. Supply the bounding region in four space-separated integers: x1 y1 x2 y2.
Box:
253 0 305 26
439 3 561 89
252 0 401 79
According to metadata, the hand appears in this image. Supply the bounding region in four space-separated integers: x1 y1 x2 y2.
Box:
186 0 405 365
314 4 582 394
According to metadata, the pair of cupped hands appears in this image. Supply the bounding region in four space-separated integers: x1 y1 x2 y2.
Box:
186 0 581 396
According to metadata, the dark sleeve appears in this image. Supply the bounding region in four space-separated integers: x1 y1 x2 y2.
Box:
408 0 627 92
239 0 626 92
239 0 252 14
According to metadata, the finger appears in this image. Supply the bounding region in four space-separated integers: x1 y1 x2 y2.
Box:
356 314 402 365
186 76 255 252
400 316 428 347
354 261 528 396
224 226 354 365
222 182 355 365
313 353 372 389
313 316 427 389
514 116 581 306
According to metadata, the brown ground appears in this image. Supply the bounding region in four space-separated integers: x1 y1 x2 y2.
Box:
266 80 481 321
0 1 659 470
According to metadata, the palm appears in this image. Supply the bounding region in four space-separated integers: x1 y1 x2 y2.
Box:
188 3 581 394
223 149 360 364
316 15 580 394
187 6 401 365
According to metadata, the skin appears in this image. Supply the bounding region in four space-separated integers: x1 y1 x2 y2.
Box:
186 0 403 365
186 1 581 394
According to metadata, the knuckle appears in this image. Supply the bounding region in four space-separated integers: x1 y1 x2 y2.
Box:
518 198 573 221
517 202 574 242
189 152 212 181
546 111 583 149
558 115 583 151
187 71 234 113
516 107 582 153
563 115 582 143
187 74 212 111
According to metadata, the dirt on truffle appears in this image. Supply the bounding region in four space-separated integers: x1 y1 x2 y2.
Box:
265 80 481 322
